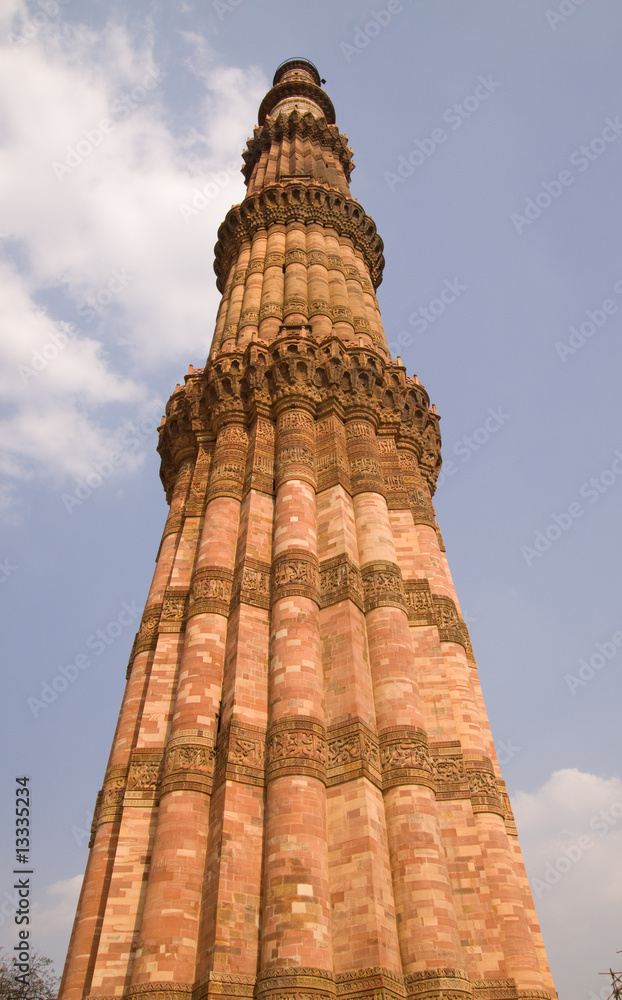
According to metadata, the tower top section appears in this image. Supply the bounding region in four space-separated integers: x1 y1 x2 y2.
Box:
258 56 335 124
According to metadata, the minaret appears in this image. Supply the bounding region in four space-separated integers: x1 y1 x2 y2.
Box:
59 59 556 1000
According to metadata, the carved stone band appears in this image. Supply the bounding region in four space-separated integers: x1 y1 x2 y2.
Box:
361 560 406 613
266 718 327 782
327 720 381 788
404 968 472 1000
158 588 187 633
134 606 161 654
193 971 256 1000
379 728 434 791
125 749 163 805
404 579 435 626
188 567 233 617
125 985 192 1000
256 966 336 1000
162 730 215 796
431 743 504 816
214 720 266 788
272 550 320 604
433 594 465 647
319 554 364 611
335 967 406 1000
232 558 271 610
214 185 385 293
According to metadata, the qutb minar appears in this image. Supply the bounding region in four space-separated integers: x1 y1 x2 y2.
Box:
59 59 556 1000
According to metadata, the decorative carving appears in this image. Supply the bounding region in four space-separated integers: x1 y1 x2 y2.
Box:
404 968 472 1000
162 730 215 795
256 966 336 1000
498 779 519 836
158 589 187 633
242 109 353 184
379 728 434 790
320 554 364 611
466 757 504 816
158 338 442 497
98 765 128 824
284 247 308 266
232 558 271 610
284 297 308 317
125 984 192 1000
188 568 233 617
266 718 327 782
239 308 259 327
331 304 353 324
433 594 466 647
214 721 266 787
404 578 435 626
279 409 314 429
214 184 384 294
134 606 161 654
327 720 381 787
471 980 520 1000
193 971 256 1000
335 967 406 1000
272 550 320 603
125 750 163 803
258 301 284 321
361 561 406 613
309 297 332 317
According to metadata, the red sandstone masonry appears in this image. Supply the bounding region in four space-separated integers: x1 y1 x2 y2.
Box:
59 58 556 1000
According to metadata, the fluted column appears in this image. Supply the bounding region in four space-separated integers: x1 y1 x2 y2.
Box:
259 400 333 998
128 422 244 990
316 409 401 976
196 415 274 987
345 415 464 979
258 227 285 342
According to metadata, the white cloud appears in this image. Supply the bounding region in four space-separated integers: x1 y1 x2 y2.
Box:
0 6 268 509
513 769 622 1000
32 873 83 977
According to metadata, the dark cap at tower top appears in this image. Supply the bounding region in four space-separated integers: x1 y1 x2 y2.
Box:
273 58 322 87
258 58 334 125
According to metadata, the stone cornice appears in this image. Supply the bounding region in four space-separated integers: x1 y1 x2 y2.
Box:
258 78 335 124
213 183 384 292
242 111 354 183
157 336 441 496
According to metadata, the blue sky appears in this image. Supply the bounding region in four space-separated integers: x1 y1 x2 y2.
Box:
1 2 621 998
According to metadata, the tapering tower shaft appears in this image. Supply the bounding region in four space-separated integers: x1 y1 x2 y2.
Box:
59 59 556 1000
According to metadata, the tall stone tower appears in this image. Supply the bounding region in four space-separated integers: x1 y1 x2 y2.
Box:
59 59 556 1000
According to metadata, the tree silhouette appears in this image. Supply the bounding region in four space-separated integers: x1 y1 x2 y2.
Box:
0 949 59 999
